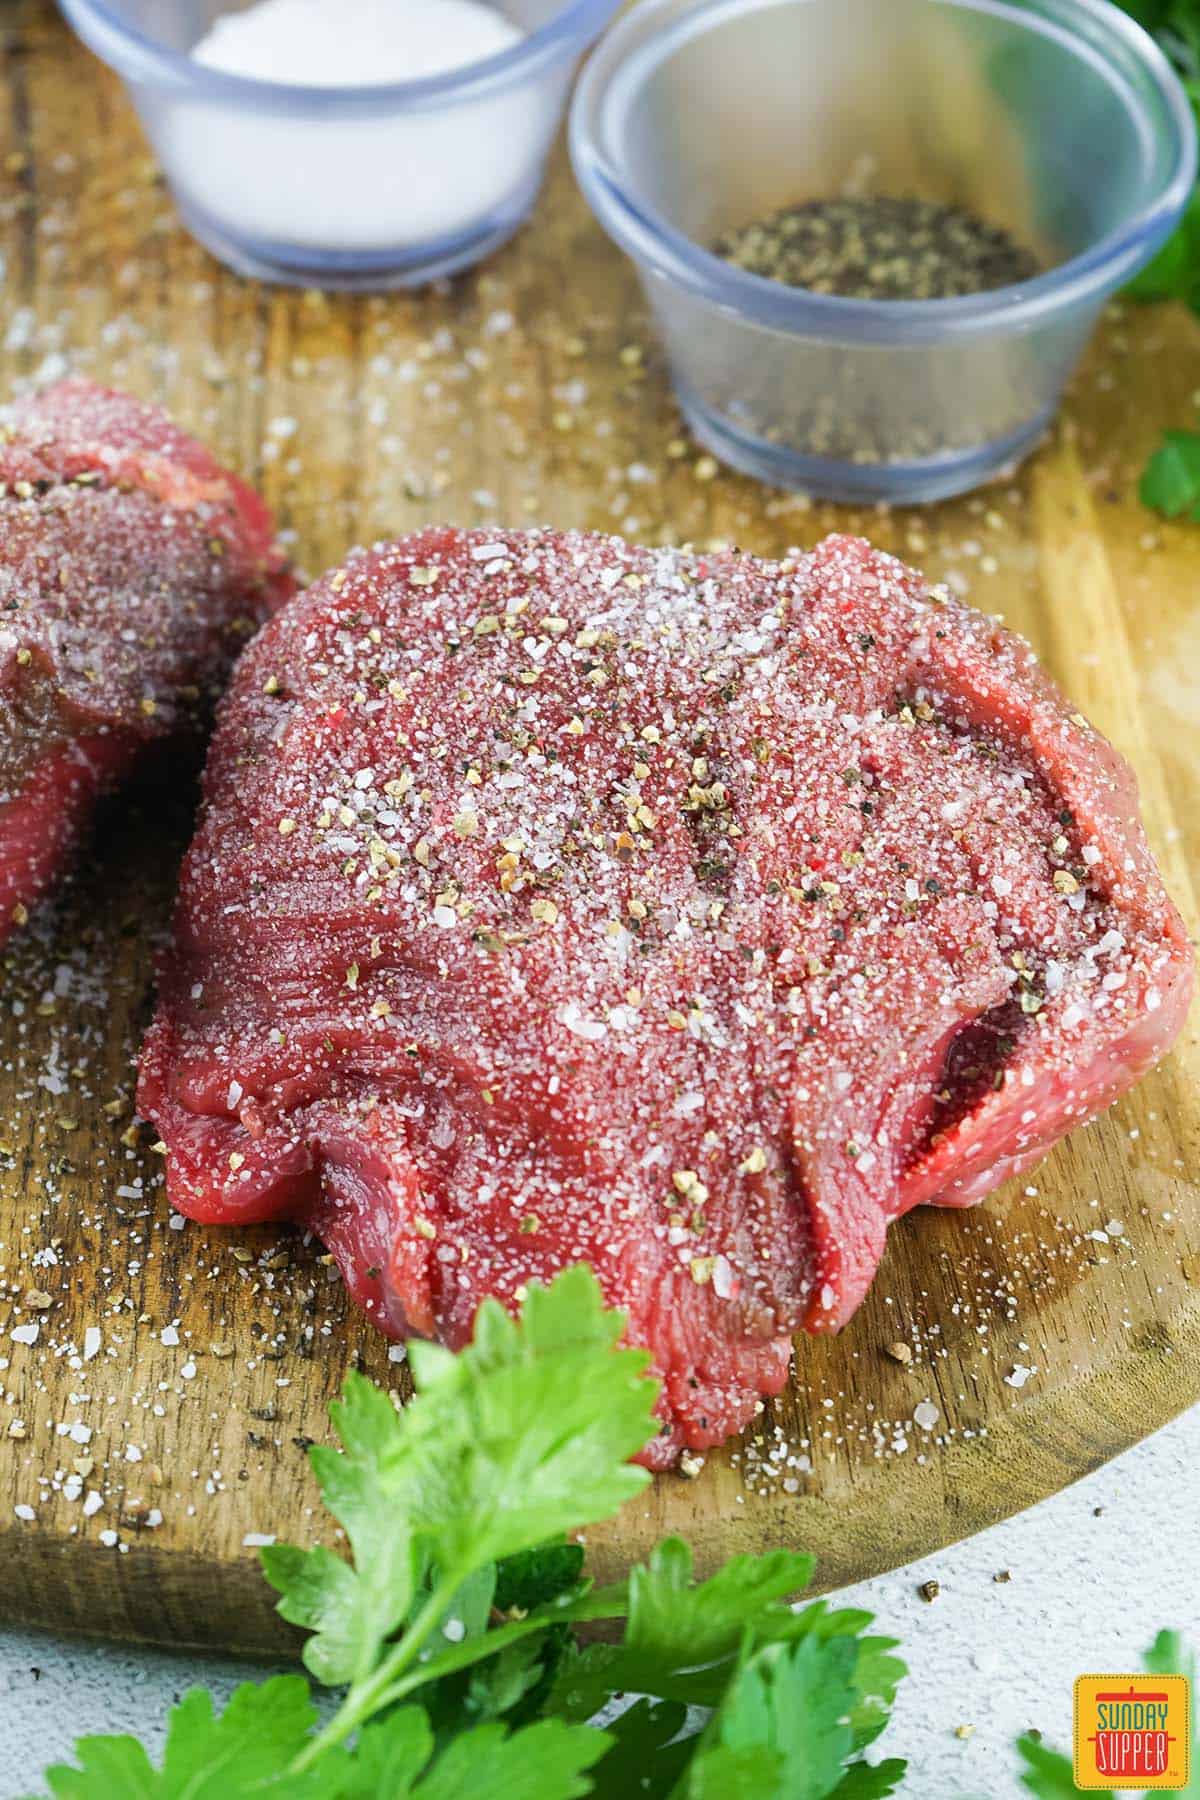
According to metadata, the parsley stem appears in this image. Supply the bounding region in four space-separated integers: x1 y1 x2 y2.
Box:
287 1572 468 1773
285 1578 631 1776
371 1592 631 1712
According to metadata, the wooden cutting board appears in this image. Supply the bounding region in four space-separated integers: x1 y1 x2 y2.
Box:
0 0 1197 1656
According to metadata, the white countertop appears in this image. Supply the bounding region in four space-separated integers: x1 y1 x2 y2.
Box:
3 1405 1198 1798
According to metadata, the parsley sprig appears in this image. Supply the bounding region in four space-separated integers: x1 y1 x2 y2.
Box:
1117 5 1200 512
1120 4 1200 315
25 1264 1196 1798
1141 428 1200 518
27 1267 908 1799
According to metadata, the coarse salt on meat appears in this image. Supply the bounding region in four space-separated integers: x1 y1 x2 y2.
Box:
137 528 1193 1466
0 378 292 939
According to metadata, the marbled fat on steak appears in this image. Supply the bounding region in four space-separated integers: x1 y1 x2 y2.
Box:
137 529 1193 1465
0 379 292 938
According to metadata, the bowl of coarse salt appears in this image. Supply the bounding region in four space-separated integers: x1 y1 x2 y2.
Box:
59 0 622 288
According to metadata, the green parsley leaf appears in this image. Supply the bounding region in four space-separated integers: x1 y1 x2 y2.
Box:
263 1265 653 1696
1117 0 1167 25
420 1562 498 1645
396 1265 655 1575
682 1744 790 1799
31 1269 920 1800
262 1372 417 1685
550 1536 815 1720
494 1541 587 1613
35 1738 156 1800
461 1632 552 1722
788 1603 907 1750
1140 429 1200 519
425 1539 594 1732
1016 1732 1110 1799
621 1537 815 1671
418 1564 551 1739
260 1543 388 1688
37 1676 340 1799
1119 0 1200 61
683 1635 890 1800
1144 1625 1190 1672
331 1709 609 1800
1117 4 1200 311
416 1719 609 1800
437 1545 588 1732
333 1707 433 1796
395 1717 611 1800
267 1266 654 1691
1126 188 1200 308
1140 1 1200 79
825 1761 909 1798
585 1699 695 1799
256 1269 653 1775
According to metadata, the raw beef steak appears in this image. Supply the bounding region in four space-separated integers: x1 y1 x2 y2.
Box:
138 529 1193 1464
0 379 292 939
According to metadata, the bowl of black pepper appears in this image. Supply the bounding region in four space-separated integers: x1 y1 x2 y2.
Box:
570 0 1196 502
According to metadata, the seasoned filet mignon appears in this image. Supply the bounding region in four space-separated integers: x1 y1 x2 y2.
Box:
137 529 1193 1464
0 379 292 938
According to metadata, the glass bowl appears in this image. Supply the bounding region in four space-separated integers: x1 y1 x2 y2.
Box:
570 0 1197 503
58 0 622 289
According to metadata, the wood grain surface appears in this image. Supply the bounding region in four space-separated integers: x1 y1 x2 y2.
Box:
0 0 1197 1656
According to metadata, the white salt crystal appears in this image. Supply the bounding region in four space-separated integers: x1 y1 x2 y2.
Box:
556 1003 607 1042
